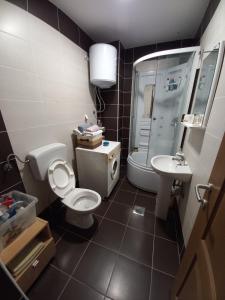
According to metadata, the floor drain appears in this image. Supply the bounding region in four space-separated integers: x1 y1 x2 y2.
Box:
133 205 145 216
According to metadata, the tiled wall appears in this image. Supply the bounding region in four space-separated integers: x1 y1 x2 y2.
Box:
0 0 96 213
5 0 93 52
195 0 221 39
97 41 123 141
0 110 25 194
181 0 225 245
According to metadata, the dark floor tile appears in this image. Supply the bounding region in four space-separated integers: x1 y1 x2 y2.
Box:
52 232 88 274
134 194 156 213
153 237 179 276
62 214 101 240
27 265 68 300
150 269 174 300
120 178 137 193
74 243 117 294
120 228 153 266
114 190 136 207
93 219 125 251
155 218 176 241
107 180 122 200
128 210 155 234
95 199 112 217
50 225 65 243
60 279 104 300
105 202 131 225
138 189 157 198
107 255 151 300
53 205 101 240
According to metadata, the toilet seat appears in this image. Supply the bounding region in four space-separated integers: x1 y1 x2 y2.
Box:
48 159 101 213
62 188 101 213
48 159 75 198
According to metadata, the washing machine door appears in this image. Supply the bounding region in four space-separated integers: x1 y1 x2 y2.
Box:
111 157 119 180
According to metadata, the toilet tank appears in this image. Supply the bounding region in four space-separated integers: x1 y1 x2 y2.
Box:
27 143 67 180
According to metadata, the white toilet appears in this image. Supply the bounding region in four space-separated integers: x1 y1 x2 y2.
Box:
28 143 101 229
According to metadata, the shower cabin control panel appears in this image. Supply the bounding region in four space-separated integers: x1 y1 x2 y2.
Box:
75 141 121 198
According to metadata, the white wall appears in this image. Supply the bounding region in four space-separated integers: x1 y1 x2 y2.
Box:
180 0 225 244
0 1 96 213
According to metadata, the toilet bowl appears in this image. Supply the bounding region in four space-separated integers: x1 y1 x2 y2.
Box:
48 159 101 229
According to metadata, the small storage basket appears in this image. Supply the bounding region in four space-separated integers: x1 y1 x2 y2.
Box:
0 191 38 251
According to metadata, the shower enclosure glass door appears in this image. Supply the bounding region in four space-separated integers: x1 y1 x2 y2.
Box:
127 47 200 192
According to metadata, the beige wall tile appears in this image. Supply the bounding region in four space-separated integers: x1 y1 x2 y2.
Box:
0 1 96 213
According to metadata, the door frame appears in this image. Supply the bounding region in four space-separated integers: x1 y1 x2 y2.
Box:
172 133 225 298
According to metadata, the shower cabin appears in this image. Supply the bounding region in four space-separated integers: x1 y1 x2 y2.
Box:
127 47 200 192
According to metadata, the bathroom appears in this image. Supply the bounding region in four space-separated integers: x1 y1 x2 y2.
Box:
0 0 225 299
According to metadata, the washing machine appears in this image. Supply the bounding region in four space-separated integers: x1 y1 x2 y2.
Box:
75 141 121 198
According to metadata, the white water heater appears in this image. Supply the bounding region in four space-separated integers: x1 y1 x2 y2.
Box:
89 43 117 89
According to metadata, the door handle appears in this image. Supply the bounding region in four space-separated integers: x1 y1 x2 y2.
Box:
195 183 213 208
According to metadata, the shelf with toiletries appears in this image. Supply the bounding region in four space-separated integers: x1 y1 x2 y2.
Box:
181 114 206 129
181 121 205 129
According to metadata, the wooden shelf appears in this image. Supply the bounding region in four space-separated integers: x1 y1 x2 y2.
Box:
0 218 47 265
15 237 55 292
0 217 56 292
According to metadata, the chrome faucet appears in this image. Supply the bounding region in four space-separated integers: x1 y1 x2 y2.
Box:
172 152 186 165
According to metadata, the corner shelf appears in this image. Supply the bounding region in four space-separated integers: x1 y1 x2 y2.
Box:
181 122 205 129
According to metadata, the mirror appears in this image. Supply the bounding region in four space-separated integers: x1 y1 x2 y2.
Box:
193 49 218 114
191 41 225 128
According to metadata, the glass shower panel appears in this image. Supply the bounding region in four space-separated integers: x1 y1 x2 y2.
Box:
146 53 195 167
130 71 139 152
130 59 157 167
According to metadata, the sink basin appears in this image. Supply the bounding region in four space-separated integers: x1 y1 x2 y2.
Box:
151 155 192 182
151 155 192 220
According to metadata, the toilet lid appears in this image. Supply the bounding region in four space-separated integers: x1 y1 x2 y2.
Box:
48 159 75 198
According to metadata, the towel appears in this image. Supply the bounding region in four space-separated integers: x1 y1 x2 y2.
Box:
143 84 154 118
83 130 103 136
86 125 100 132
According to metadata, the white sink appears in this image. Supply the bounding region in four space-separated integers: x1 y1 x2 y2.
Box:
151 155 192 221
151 155 192 182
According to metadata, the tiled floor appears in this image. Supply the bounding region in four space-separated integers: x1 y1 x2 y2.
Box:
28 170 179 300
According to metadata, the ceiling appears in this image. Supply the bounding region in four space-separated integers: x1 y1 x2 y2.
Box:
50 0 210 49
